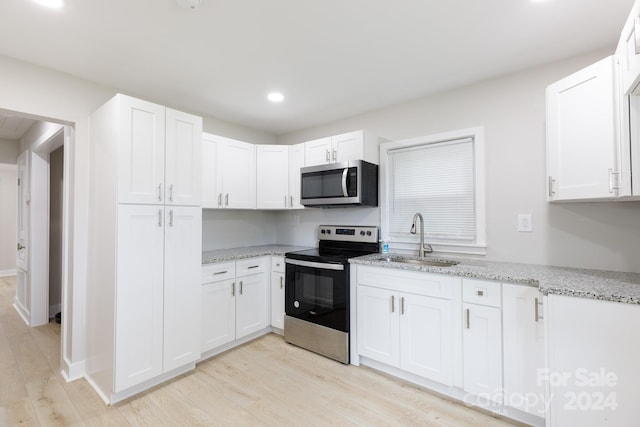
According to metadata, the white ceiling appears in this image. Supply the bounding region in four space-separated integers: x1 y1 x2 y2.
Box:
0 0 634 135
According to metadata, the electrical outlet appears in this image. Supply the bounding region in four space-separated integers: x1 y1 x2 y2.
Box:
518 214 533 232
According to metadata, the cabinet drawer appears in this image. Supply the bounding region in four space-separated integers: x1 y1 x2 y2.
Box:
237 257 269 277
463 278 501 307
201 261 235 284
271 256 285 273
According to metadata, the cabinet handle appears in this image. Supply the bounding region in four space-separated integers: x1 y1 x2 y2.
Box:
466 308 470 329
391 295 395 313
325 149 330 162
280 276 283 289
225 193 229 207
247 265 259 269
290 195 293 207
332 149 337 161
232 282 235 296
240 281 243 295
217 193 222 207
169 184 174 202
157 209 162 227
213 270 228 275
400 297 405 315
548 176 555 198
635 17 640 55
535 297 544 322
169 209 174 227
158 184 163 201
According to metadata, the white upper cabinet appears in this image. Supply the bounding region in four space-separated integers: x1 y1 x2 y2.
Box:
288 143 305 209
116 95 202 206
617 0 640 95
304 130 378 166
546 56 629 201
256 145 289 209
117 97 166 205
201 133 256 209
165 108 202 206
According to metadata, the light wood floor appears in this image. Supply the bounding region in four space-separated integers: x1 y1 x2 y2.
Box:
0 275 518 426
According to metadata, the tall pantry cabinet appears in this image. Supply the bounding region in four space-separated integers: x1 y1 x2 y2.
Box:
86 94 202 403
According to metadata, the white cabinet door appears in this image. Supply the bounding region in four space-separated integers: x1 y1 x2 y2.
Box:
502 284 545 417
201 279 236 352
165 109 202 206
332 130 364 163
270 271 285 330
304 137 332 166
256 145 289 209
288 143 305 209
618 1 640 94
118 97 166 205
163 206 202 372
115 204 164 392
463 303 503 403
546 295 640 427
357 286 400 367
16 150 29 271
236 272 269 339
219 139 256 209
201 133 220 208
400 294 454 385
546 56 621 200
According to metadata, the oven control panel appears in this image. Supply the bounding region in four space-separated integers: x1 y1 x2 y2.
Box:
317 225 379 243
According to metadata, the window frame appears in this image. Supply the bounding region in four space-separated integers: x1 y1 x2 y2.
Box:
380 126 486 255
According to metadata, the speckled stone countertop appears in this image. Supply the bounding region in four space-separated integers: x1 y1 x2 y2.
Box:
350 253 640 305
202 245 311 264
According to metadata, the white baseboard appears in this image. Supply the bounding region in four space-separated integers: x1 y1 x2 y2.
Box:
62 357 86 382
0 269 17 277
12 300 30 326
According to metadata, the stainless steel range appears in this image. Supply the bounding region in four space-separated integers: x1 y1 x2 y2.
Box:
284 225 379 363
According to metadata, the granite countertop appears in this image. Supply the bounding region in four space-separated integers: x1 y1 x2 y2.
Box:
202 245 311 264
350 253 640 305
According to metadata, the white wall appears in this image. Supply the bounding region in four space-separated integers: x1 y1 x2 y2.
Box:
277 49 640 273
0 139 19 164
202 209 278 251
0 164 17 276
0 53 275 377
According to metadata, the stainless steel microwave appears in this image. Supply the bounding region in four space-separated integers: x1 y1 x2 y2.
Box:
300 160 378 207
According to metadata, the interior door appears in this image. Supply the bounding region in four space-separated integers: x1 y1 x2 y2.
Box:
16 150 29 271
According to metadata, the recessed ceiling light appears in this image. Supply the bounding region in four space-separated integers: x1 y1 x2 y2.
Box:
177 0 202 9
268 92 284 103
33 0 65 8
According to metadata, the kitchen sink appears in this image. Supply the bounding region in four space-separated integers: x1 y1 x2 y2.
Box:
380 256 459 267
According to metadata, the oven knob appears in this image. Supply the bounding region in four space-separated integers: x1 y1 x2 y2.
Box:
366 231 372 236
321 229 326 234
360 231 365 236
326 230 331 234
294 301 300 308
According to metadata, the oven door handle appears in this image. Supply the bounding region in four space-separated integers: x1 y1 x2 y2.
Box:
341 168 349 197
285 258 345 271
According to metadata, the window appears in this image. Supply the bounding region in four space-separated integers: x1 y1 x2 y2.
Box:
380 127 486 255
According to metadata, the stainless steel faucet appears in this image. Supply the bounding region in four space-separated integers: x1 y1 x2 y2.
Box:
410 213 433 257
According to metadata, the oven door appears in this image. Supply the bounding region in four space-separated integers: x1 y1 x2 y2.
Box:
285 258 349 332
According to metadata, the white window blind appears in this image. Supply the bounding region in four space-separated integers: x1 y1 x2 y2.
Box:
388 137 476 243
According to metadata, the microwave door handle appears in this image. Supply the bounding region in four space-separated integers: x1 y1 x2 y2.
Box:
341 168 349 197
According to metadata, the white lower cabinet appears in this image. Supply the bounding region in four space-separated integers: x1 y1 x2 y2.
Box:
502 284 545 417
270 257 285 331
113 204 202 394
546 294 640 427
356 266 457 386
201 257 270 354
462 279 503 403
